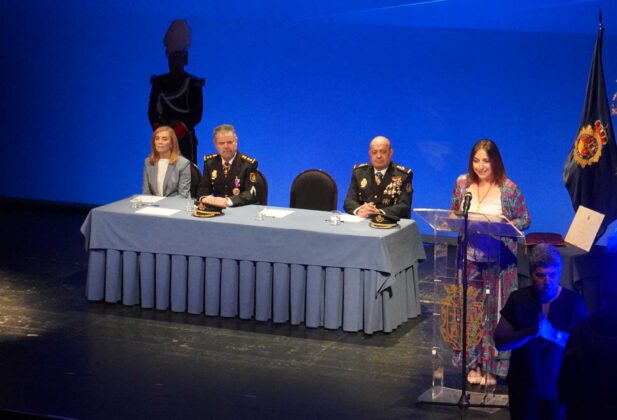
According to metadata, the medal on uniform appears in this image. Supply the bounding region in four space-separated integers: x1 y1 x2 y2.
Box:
232 188 240 196
360 178 367 188
392 176 402 194
211 170 218 181
234 177 240 188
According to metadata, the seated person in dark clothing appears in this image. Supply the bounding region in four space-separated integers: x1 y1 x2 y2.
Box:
343 136 413 219
494 244 587 420
196 124 259 208
558 237 617 420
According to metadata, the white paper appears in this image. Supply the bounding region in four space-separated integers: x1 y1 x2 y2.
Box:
133 195 165 204
263 209 294 218
564 205 605 252
135 206 180 217
340 214 364 223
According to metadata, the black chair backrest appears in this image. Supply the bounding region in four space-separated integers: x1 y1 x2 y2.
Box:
255 170 268 205
289 169 337 211
189 163 201 198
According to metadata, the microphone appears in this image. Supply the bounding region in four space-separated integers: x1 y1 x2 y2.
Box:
463 191 472 215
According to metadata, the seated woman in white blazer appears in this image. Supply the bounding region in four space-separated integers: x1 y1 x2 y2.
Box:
142 125 191 198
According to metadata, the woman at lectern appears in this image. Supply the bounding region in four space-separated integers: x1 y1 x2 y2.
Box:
450 139 530 386
142 125 191 198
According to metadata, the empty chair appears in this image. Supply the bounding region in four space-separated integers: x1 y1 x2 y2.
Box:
189 162 201 198
289 169 337 211
254 169 268 205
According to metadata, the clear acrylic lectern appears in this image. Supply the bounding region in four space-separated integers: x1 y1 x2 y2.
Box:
414 208 524 408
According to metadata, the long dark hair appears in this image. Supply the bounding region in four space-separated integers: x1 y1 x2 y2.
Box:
466 139 506 185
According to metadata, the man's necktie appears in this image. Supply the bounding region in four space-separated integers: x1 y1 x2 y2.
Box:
223 161 231 177
375 172 383 186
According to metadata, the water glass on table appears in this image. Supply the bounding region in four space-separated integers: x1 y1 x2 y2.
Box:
185 196 196 212
130 195 142 209
329 211 342 225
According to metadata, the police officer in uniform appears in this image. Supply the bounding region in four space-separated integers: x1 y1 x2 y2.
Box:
197 124 259 208
148 19 204 164
344 136 413 219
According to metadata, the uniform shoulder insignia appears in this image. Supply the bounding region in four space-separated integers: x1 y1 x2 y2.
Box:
353 163 369 169
150 74 163 84
204 153 218 161
240 154 256 164
395 164 412 174
188 74 205 87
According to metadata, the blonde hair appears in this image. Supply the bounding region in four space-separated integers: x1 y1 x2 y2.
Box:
148 126 180 165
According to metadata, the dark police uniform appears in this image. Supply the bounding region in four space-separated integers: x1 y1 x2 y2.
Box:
148 72 205 164
197 152 259 207
343 161 413 219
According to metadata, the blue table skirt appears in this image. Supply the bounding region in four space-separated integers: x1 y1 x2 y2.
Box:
86 249 421 334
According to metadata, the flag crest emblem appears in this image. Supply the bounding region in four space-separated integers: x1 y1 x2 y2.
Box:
574 120 609 168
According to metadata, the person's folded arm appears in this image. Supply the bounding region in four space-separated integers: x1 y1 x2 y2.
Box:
494 316 539 351
539 317 569 348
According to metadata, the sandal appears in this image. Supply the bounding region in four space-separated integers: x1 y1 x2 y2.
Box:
479 373 497 386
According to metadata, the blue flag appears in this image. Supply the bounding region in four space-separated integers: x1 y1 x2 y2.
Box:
563 17 617 237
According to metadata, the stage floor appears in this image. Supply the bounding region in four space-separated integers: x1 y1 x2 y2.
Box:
0 199 509 420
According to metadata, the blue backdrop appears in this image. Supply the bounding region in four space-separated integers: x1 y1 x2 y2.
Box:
1 1 616 236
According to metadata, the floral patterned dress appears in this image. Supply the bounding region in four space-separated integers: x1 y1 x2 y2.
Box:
450 175 531 377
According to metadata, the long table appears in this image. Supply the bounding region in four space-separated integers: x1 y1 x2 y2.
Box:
80 197 426 333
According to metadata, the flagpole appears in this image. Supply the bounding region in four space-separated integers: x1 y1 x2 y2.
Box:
564 7 617 239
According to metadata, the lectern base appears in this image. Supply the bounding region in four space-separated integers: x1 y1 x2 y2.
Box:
416 386 509 413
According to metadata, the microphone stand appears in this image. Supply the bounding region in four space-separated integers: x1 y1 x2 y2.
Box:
458 194 472 411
